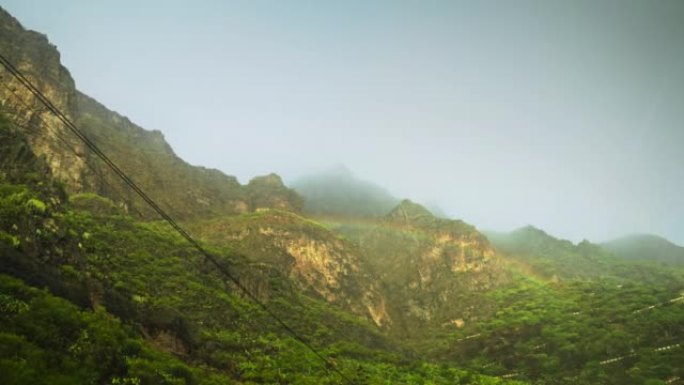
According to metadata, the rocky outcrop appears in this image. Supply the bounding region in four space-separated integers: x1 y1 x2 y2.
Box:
190 210 391 327
332 201 505 337
386 199 435 223
0 7 86 191
379 200 498 288
246 173 303 212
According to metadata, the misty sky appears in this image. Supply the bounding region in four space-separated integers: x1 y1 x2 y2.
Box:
3 0 683 245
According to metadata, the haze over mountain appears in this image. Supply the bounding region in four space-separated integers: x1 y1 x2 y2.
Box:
291 165 399 218
601 234 684 266
2 0 683 245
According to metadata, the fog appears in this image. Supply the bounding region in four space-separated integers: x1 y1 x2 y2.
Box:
4 0 684 244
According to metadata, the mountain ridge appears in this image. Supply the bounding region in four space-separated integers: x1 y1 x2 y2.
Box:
0 6 302 220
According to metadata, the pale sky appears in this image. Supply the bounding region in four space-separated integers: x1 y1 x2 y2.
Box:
2 0 683 245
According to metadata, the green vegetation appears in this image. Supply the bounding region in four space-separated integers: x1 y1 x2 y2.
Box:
439 274 684 384
0 274 228 385
462 227 684 384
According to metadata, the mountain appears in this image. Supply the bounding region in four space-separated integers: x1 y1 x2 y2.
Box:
601 234 684 266
291 165 400 218
0 7 302 220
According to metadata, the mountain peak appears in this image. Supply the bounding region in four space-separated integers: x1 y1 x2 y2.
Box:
386 199 434 222
514 225 549 236
248 173 285 187
292 167 399 218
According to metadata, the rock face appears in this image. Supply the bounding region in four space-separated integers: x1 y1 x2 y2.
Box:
386 199 436 223
0 8 85 190
331 200 505 337
246 173 303 212
190 201 506 335
190 210 391 327
0 7 302 219
382 200 497 281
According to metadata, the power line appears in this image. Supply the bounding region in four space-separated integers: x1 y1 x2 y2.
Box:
450 290 684 345
0 53 355 385
449 290 683 379
599 341 682 365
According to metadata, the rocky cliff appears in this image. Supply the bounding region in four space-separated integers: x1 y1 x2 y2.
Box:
327 200 506 337
189 210 391 327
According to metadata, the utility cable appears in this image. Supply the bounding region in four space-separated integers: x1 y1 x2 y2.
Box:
0 53 354 385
